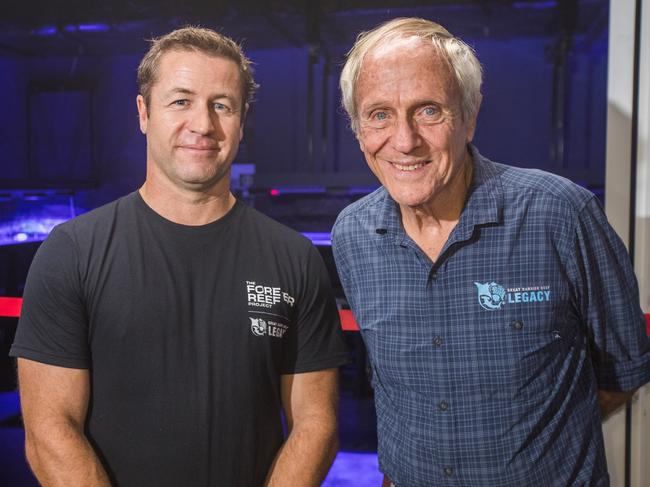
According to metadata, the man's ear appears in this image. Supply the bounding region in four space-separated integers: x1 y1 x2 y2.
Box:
239 102 249 141
136 95 148 135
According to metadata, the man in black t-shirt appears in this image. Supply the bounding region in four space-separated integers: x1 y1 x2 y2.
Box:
11 27 348 487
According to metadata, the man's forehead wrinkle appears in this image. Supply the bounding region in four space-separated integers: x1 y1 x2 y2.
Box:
153 62 195 93
357 46 456 113
356 63 410 114
167 87 195 95
362 40 451 83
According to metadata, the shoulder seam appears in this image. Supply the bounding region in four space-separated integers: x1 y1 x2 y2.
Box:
336 188 385 223
498 169 593 212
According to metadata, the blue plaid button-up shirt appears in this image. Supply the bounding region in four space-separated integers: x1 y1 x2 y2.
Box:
332 147 650 487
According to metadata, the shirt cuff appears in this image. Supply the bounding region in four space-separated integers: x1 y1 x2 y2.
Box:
594 350 650 391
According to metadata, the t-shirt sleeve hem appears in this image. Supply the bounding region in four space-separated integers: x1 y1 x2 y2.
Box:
9 345 90 370
280 352 351 375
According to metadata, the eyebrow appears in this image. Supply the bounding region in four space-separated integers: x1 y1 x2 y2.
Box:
165 87 195 97
360 102 389 116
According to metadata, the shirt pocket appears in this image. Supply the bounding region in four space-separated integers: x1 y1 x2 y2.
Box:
357 306 441 395
475 302 579 402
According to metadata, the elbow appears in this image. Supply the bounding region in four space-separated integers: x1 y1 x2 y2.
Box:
24 429 46 476
22 420 78 477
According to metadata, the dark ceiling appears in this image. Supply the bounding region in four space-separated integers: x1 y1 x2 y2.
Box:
0 0 608 57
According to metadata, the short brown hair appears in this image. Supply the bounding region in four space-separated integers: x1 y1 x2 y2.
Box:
137 26 258 109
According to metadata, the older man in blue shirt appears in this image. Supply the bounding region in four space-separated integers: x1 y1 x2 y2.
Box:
332 17 650 487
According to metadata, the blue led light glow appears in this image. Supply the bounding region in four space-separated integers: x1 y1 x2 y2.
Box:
0 392 21 422
301 232 331 246
322 452 382 486
0 216 70 246
33 25 58 36
78 23 110 33
512 0 557 9
59 23 110 33
0 196 82 246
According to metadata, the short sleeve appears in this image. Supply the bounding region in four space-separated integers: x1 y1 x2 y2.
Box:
570 197 650 390
331 219 357 312
280 245 349 374
10 226 90 369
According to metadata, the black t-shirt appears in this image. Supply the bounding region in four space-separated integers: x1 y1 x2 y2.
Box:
11 192 349 487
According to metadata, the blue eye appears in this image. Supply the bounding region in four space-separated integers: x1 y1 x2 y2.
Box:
214 102 234 113
374 111 387 120
172 99 188 106
423 106 437 116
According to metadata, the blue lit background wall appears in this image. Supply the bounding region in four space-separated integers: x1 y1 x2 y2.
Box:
0 2 609 213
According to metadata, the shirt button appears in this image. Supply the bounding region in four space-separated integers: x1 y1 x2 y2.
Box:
438 400 449 411
433 336 443 347
443 467 454 476
511 319 523 330
431 271 438 281
552 330 562 340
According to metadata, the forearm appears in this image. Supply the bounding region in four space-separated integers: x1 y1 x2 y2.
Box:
25 421 111 487
264 421 338 487
598 389 637 421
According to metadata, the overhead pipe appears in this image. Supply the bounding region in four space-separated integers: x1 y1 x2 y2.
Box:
548 0 578 170
320 57 330 172
305 0 321 173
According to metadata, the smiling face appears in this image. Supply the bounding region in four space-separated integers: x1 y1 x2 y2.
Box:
355 37 478 211
137 49 244 194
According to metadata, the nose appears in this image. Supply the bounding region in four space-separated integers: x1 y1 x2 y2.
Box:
188 103 216 136
391 116 421 153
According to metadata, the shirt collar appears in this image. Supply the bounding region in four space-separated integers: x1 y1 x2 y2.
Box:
454 145 503 240
374 187 405 243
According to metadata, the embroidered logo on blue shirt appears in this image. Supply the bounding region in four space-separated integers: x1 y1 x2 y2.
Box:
475 282 551 311
474 282 506 310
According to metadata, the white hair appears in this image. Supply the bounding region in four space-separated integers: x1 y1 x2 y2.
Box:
340 17 483 133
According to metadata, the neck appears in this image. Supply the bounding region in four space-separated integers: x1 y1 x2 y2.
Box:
399 150 473 262
139 176 235 226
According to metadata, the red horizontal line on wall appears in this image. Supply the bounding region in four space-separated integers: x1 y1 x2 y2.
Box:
0 297 22 318
2 297 649 336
